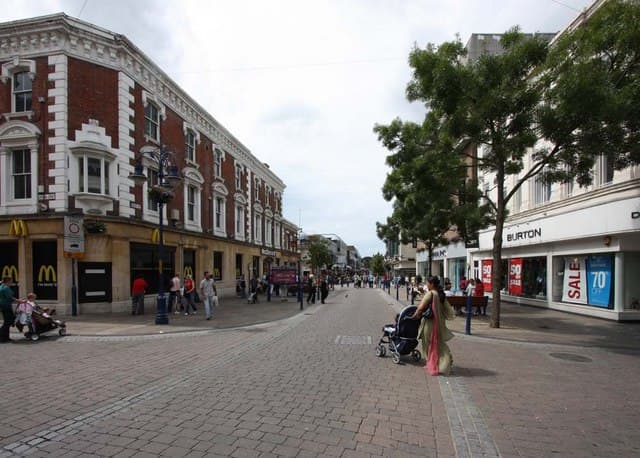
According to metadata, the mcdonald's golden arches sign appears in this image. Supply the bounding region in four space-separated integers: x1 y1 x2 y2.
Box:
9 219 28 237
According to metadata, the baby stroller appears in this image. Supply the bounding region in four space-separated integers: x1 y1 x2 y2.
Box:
19 307 66 341
375 305 422 364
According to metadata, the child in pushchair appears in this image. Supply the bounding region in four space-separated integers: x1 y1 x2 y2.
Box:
15 293 66 341
375 305 422 364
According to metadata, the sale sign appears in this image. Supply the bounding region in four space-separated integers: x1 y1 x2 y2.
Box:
508 258 523 296
562 257 588 304
481 260 492 291
587 255 612 308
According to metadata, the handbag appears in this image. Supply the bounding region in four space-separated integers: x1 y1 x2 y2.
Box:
193 291 201 303
421 296 435 319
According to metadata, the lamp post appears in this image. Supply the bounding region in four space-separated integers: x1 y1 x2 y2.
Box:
129 145 181 325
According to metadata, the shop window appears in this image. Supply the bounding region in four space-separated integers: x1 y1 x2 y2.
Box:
213 251 223 281
236 253 243 279
552 254 614 308
504 257 546 299
130 242 175 295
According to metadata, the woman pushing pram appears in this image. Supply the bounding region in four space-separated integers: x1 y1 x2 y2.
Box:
14 292 66 341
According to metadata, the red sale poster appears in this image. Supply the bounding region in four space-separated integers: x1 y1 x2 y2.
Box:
509 258 523 295
481 260 492 290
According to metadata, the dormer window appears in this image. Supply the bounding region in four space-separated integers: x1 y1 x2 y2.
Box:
13 72 32 112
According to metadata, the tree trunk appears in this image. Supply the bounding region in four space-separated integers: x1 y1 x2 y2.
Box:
490 167 506 329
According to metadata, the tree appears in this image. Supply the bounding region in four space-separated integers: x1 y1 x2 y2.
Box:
387 0 639 328
369 253 386 277
306 236 333 275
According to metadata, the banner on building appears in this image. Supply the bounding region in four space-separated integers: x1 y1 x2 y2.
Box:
33 240 58 300
270 266 297 284
562 257 588 305
508 258 523 296
481 259 493 290
586 255 612 308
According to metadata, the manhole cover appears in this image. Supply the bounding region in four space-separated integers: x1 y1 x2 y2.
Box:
549 352 592 363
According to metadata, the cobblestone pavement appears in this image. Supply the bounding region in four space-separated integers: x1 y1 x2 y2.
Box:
2 288 640 457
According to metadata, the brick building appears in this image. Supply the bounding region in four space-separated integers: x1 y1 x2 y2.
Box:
0 14 299 314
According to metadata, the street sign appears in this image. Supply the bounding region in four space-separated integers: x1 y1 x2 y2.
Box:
64 215 85 255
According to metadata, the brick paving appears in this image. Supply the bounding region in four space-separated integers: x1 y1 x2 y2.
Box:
2 287 640 457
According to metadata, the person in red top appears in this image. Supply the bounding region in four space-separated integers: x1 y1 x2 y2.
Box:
473 278 485 315
131 275 149 315
183 274 197 315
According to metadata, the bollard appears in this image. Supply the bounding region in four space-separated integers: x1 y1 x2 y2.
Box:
465 293 472 335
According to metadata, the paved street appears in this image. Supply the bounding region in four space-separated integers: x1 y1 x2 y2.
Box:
2 287 640 457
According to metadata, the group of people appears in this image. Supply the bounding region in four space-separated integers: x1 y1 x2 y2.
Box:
306 274 330 304
131 271 219 321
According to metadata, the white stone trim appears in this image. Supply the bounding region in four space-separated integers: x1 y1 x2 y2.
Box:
0 120 40 215
0 56 36 83
47 54 68 212
118 72 136 217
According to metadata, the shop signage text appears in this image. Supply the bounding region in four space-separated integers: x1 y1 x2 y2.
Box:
633 211 640 219
261 248 277 257
432 248 447 259
506 228 542 243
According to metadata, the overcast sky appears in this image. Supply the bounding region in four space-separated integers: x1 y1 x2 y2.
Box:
3 0 593 256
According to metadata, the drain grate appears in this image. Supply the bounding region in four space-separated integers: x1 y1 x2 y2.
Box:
549 352 592 363
335 335 372 345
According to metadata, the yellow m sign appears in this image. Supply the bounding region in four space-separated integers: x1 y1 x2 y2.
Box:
9 219 28 237
184 266 193 278
1 265 18 280
38 265 57 283
151 228 160 243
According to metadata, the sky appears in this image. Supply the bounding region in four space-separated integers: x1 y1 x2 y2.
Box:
2 0 594 257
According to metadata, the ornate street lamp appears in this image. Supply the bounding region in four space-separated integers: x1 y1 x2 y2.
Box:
129 145 181 325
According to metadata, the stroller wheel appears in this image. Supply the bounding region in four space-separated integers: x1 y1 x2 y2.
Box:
392 352 401 364
58 328 67 336
375 344 385 357
30 333 40 342
412 350 422 362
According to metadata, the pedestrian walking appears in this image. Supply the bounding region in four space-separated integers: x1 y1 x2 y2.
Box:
169 273 181 314
320 276 329 304
410 276 455 376
306 274 316 304
183 274 197 315
131 275 148 315
0 276 17 343
199 271 218 320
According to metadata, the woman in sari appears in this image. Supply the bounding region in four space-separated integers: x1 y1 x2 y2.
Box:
411 276 455 375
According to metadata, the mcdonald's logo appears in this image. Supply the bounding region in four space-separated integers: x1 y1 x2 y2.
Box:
9 219 28 237
151 228 160 243
1 265 18 280
184 266 193 278
38 265 57 283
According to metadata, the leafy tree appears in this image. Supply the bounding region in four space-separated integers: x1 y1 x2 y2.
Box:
385 0 639 328
369 253 386 277
306 236 333 275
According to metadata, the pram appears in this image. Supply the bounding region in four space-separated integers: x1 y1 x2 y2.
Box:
16 306 66 341
375 305 422 364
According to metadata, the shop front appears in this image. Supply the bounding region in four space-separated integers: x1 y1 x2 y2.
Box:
473 196 640 320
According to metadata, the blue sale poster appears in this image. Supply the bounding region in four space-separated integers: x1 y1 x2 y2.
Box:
587 255 612 308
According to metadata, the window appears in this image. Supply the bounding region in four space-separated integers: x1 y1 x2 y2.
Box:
78 156 110 195
235 204 245 239
254 213 262 243
146 169 159 212
215 197 225 230
597 155 615 186
144 103 160 141
213 251 223 281
214 149 222 178
185 130 196 162
235 165 242 190
254 177 260 201
235 253 243 278
187 185 197 221
265 218 272 246
13 72 32 112
533 173 551 206
12 149 31 199
265 185 271 206
274 222 281 248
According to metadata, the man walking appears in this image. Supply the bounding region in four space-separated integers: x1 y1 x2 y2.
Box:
199 271 217 320
0 276 17 343
169 273 181 314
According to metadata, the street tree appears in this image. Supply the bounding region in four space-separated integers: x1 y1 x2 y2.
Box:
391 0 639 328
306 236 333 276
369 253 386 277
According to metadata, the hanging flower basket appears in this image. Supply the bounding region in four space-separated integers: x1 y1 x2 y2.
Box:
148 185 175 204
84 221 106 234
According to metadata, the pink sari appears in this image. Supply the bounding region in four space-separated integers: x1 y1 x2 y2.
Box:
426 296 440 376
